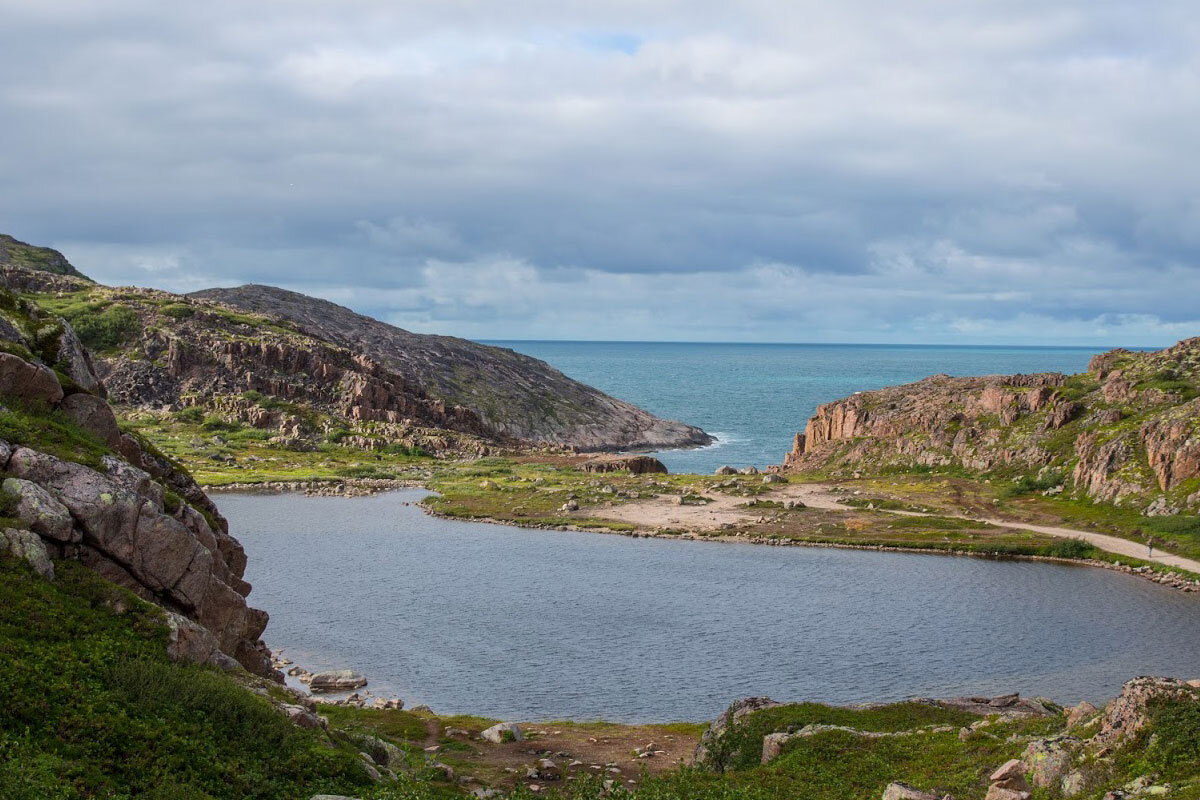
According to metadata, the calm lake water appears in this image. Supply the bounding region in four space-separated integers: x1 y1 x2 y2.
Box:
486 342 1108 473
221 489 1200 722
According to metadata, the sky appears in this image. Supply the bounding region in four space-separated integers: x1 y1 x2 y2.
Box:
1 1 1199 346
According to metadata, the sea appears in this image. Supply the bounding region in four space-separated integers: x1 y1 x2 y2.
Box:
486 341 1108 473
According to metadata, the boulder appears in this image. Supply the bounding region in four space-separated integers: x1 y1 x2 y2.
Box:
714 465 737 475
984 788 1030 800
1065 701 1098 729
2 476 77 542
990 759 1028 786
0 352 63 405
60 392 123 448
349 733 404 768
53 324 105 396
1 527 55 578
1093 677 1199 751
694 696 782 766
762 473 786 484
309 669 368 693
1022 737 1078 789
480 722 523 743
882 783 942 800
581 455 668 475
986 758 1032 800
737 466 759 475
281 704 325 729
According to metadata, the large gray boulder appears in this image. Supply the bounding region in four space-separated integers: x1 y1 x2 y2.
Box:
480 722 523 743
309 669 368 693
1 527 55 578
2 477 77 542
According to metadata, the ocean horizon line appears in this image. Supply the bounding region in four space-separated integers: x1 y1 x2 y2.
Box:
479 338 1159 351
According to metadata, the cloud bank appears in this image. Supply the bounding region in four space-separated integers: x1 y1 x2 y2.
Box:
2 0 1198 344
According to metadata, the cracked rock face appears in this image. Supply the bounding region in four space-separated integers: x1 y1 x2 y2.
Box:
0 288 275 678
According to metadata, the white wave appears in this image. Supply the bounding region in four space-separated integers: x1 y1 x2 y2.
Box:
654 431 738 454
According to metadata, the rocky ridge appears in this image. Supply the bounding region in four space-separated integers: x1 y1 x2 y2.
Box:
190 284 712 451
0 280 275 677
782 339 1200 515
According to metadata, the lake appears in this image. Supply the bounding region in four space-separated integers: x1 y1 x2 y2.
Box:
221 489 1200 722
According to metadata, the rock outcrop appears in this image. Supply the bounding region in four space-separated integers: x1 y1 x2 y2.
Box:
580 454 669 474
781 339 1200 514
0 283 275 677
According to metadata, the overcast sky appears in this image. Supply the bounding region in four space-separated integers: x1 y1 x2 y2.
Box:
2 1 1198 345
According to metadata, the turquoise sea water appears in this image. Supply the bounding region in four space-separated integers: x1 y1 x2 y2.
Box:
487 342 1107 473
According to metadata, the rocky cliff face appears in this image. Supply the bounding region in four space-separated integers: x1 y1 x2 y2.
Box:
190 285 712 452
0 283 274 677
782 339 1200 515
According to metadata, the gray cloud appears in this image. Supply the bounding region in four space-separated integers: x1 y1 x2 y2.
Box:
1 0 1198 344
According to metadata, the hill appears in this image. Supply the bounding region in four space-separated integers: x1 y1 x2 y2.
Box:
0 235 710 458
782 338 1200 517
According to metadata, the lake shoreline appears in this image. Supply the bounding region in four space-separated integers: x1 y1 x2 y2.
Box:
209 477 1200 595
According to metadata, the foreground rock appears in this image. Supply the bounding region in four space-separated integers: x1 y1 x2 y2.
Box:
309 669 368 693
694 696 783 767
986 759 1032 800
480 722 524 743
0 282 275 677
581 454 669 474
882 783 947 800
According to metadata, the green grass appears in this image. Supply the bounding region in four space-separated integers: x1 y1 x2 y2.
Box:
699 702 980 773
0 558 403 800
0 398 112 469
57 302 140 353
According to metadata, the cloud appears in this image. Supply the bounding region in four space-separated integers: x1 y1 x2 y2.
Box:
1 0 1198 344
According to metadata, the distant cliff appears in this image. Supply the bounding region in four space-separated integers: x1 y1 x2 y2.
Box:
1 234 711 454
782 339 1200 515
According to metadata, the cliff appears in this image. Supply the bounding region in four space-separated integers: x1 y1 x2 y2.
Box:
782 339 1200 515
0 280 275 677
